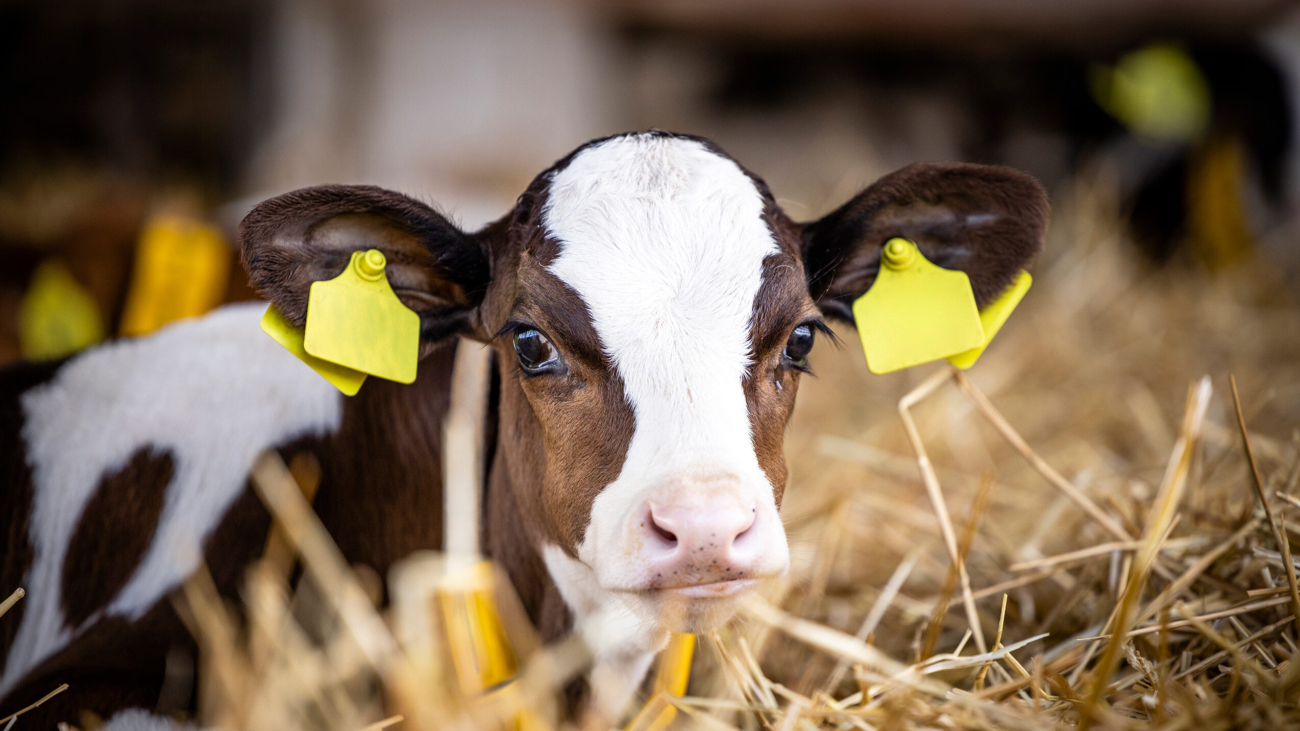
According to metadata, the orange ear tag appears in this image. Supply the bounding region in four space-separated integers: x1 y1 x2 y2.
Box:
946 270 1032 369
260 305 367 396
303 249 420 385
852 238 985 375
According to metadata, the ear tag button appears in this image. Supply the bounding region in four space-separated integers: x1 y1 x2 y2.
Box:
851 238 985 375
303 249 420 384
261 304 368 396
947 270 1032 370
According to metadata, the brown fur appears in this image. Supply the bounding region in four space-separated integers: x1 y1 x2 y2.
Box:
306 345 456 576
743 250 819 501
0 604 187 730
0 360 60 678
61 448 174 628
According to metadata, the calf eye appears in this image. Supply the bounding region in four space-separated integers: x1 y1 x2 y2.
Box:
783 324 815 369
513 328 558 374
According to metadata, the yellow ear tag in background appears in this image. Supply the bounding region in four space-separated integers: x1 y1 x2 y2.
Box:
303 249 420 384
946 270 1032 370
120 214 231 337
261 304 368 396
20 260 106 360
851 238 985 375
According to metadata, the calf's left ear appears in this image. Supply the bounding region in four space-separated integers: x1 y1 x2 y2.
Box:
801 162 1049 321
239 185 491 344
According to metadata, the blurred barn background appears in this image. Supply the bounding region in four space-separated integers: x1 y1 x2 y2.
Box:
1 0 1298 364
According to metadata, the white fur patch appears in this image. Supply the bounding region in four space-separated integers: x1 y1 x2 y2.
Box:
543 134 790 590
542 543 661 720
2 302 342 694
99 708 198 731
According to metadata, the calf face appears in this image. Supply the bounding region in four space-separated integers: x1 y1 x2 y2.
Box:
241 131 1047 639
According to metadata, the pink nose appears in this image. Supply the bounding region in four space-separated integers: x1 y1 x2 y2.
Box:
642 499 760 589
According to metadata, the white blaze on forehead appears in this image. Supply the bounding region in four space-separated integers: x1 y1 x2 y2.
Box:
543 134 786 589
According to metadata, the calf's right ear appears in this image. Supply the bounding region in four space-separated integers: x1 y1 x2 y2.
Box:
239 185 491 343
801 163 1048 322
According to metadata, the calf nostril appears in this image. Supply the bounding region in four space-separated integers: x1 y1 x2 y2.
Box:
648 514 678 546
733 507 758 543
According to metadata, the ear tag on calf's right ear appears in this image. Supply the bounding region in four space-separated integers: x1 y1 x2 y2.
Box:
261 304 368 396
303 249 420 385
625 633 696 731
852 238 985 375
946 270 1032 370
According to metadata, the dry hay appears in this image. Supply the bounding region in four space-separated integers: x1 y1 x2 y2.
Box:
18 169 1300 731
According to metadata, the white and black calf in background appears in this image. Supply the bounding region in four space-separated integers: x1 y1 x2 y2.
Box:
0 131 1047 728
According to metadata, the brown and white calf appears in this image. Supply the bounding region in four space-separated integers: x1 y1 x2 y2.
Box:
0 131 1046 728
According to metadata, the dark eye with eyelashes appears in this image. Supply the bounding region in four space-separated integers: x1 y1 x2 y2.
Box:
513 327 560 375
782 324 816 371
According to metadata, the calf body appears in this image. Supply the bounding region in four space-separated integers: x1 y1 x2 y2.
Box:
0 305 459 726
0 131 1047 727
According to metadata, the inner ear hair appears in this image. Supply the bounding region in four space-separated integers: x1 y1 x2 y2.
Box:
801 162 1049 319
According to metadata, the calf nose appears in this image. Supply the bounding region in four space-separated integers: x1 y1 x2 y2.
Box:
641 499 760 588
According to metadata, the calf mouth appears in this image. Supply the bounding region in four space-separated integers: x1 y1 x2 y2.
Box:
630 577 772 633
656 578 758 599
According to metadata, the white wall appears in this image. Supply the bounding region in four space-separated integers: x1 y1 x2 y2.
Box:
243 0 618 230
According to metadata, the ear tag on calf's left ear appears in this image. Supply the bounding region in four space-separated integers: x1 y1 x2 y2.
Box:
261 305 368 396
852 238 985 375
946 270 1032 370
303 249 420 384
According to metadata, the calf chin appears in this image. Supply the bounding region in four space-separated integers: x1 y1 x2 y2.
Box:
632 576 777 635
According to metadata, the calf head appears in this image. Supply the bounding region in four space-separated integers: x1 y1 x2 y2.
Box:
240 131 1047 639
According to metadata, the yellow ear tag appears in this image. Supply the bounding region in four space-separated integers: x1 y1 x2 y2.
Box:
303 249 420 384
946 270 1032 370
655 632 695 697
440 561 518 694
20 260 106 360
851 238 985 375
625 633 695 731
260 304 368 396
120 215 231 337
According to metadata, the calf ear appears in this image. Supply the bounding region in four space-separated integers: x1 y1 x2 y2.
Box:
801 163 1048 321
239 185 491 343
